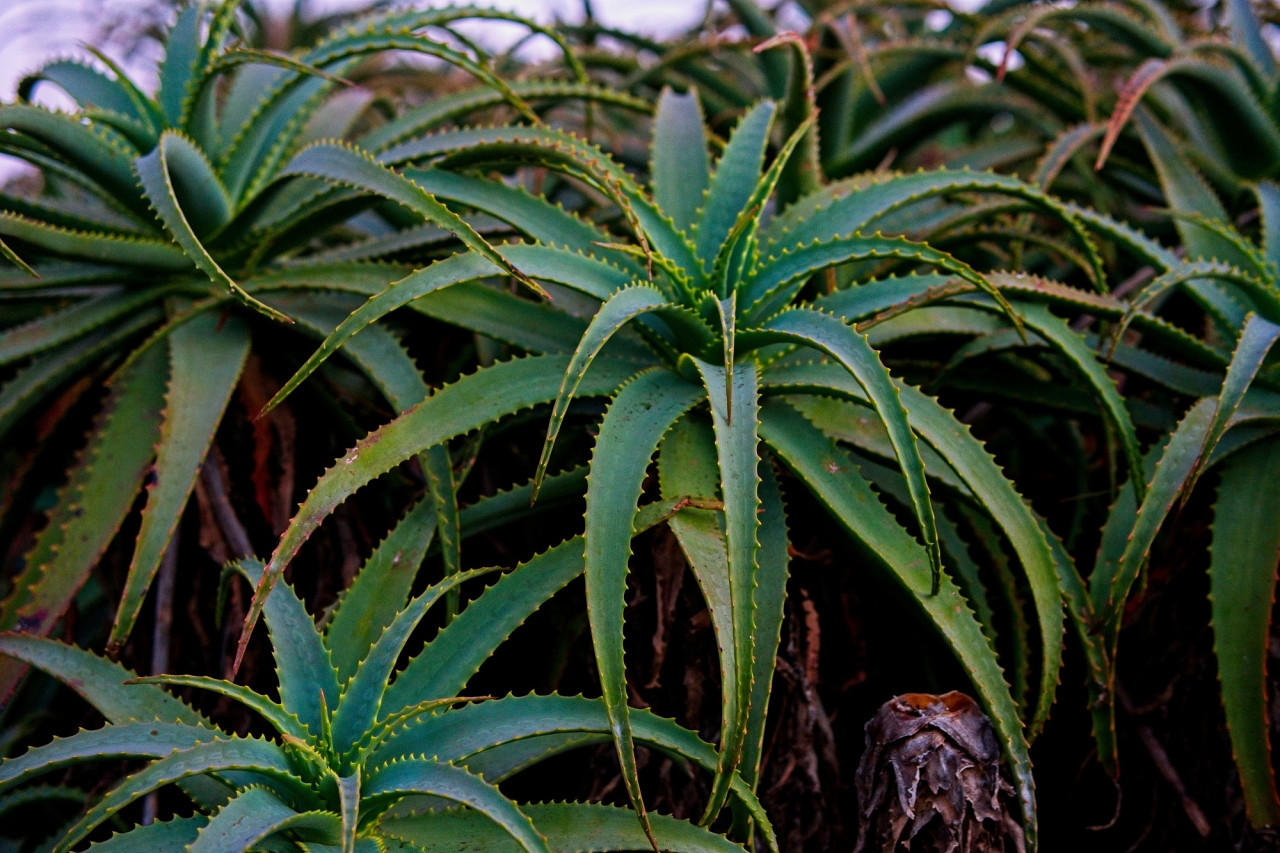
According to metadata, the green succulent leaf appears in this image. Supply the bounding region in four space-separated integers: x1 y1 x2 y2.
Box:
189 785 341 852
134 132 290 323
745 309 941 590
685 356 761 823
241 354 638 669
652 88 712 235
584 368 704 843
110 311 251 649
535 284 672 498
381 802 747 852
1210 437 1280 828
229 560 341 740
364 759 550 853
0 343 164 686
0 633 204 726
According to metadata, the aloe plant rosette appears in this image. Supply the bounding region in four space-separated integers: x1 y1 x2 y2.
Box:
0 0 621 697
0 520 772 852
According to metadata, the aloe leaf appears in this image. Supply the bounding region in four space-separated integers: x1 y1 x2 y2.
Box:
695 102 775 270
329 566 501 757
0 105 142 209
535 285 671 498
825 82 1062 176
363 759 549 853
404 169 611 258
585 369 704 842
1095 399 1215 632
189 785 341 853
454 467 588 541
0 289 164 368
757 401 1036 845
20 60 143 121
155 4 202 126
324 498 436 686
651 88 712 236
0 633 203 725
360 80 648 152
381 802 747 852
132 675 307 741
742 458 788 788
657 417 736 779
744 233 1017 330
1210 437 1280 828
1131 110 1254 326
766 170 1105 289
374 695 776 849
686 357 760 822
135 133 290 323
385 539 583 710
278 142 544 298
52 736 308 853
241 354 638 664
0 213 187 269
80 815 209 852
383 495 718 732
765 361 1066 739
1252 182 1280 271
0 721 217 791
384 125 701 279
110 311 251 650
1015 302 1146 498
1184 314 1280 496
746 309 941 589
0 236 36 278
0 343 164 666
229 561 340 739
1223 0 1276 76
0 310 160 445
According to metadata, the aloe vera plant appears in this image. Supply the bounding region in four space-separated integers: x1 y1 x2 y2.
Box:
0 0 624 699
0 499 772 851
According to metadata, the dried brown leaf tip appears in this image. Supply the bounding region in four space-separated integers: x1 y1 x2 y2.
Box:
855 691 1025 853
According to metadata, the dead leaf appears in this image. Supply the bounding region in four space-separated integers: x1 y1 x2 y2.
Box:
855 691 1025 853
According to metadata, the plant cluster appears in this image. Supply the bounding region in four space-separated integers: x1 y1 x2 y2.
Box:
1 0 1279 851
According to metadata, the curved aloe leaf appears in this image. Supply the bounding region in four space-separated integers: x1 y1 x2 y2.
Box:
324 498 436 685
0 633 203 725
227 560 339 739
745 309 941 590
652 88 712 235
278 142 544 297
757 400 1036 846
189 785 340 853
110 311 251 649
535 284 672 498
381 802 747 852
585 369 704 844
240 355 638 669
135 132 289 323
329 566 499 758
363 759 550 853
52 737 308 853
1210 437 1280 828
0 343 164 692
0 721 217 791
686 357 761 822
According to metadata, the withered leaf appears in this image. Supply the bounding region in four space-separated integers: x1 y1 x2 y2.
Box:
855 691 1025 853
